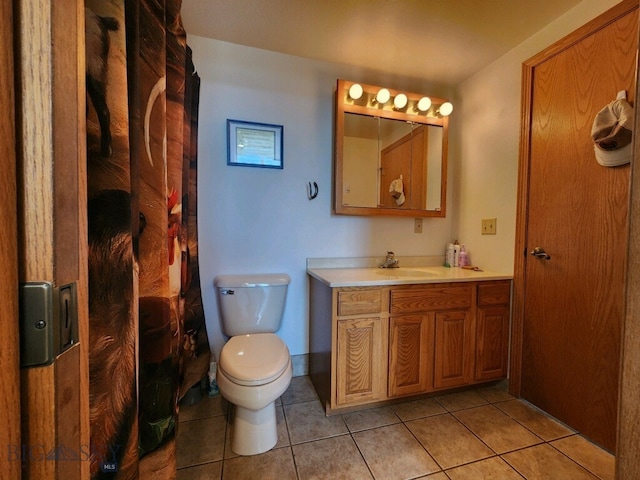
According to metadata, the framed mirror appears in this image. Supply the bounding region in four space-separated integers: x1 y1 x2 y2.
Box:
334 79 449 217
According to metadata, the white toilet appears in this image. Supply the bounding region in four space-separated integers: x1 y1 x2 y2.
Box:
214 273 292 456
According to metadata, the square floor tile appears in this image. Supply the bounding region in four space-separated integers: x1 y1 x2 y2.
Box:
454 404 542 454
495 399 574 441
406 413 494 469
176 461 222 480
179 394 228 422
446 456 523 480
422 473 449 480
353 423 440 479
293 434 373 480
475 384 515 404
502 443 599 480
434 389 489 412
284 399 348 444
342 405 401 432
551 435 615 480
390 397 446 421
281 375 319 405
222 446 297 480
176 415 226 468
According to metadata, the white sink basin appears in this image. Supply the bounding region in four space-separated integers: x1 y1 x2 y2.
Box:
376 268 436 277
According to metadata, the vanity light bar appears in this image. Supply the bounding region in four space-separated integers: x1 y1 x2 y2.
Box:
346 82 452 117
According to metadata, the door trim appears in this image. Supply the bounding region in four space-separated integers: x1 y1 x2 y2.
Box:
14 1 89 478
0 1 22 479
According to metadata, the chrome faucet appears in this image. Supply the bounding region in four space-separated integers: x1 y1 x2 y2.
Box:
380 251 399 268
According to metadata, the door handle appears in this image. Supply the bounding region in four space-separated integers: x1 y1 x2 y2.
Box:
530 247 551 260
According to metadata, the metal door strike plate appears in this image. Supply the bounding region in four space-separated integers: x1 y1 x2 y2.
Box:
19 281 78 368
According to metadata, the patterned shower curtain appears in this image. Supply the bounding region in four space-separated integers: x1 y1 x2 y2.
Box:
86 1 210 478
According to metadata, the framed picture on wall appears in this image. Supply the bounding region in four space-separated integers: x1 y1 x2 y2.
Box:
227 119 283 169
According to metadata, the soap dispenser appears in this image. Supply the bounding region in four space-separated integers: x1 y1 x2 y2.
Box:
459 245 469 267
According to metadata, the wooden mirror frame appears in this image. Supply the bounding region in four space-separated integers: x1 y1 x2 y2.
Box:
334 79 449 217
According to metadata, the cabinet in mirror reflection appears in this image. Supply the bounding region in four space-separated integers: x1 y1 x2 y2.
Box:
335 79 449 218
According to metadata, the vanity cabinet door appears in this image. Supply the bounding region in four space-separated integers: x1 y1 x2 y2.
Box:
336 317 387 406
476 280 511 381
476 305 510 381
388 314 435 397
434 310 475 389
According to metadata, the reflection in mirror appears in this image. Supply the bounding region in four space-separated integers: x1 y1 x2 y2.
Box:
335 79 449 218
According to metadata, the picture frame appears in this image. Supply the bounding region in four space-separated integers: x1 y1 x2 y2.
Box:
227 119 283 169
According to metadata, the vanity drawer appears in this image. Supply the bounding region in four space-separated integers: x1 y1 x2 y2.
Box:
391 284 473 313
337 288 383 316
477 281 511 306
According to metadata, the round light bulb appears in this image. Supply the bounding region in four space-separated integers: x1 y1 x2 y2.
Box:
439 102 453 116
416 97 432 112
376 88 390 104
348 83 363 100
393 93 408 109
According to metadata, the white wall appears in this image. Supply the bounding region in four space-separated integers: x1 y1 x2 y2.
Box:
190 0 619 359
189 39 454 357
453 0 621 273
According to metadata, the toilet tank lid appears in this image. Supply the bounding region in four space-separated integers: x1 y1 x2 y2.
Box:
214 273 290 288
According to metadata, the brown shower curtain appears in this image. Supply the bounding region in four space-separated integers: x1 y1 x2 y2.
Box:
86 1 210 478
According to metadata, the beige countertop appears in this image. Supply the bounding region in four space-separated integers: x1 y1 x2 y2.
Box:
307 265 513 288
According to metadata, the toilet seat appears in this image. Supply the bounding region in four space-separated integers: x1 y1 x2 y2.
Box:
219 333 290 386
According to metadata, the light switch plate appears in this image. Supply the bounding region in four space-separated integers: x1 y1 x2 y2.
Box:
482 218 497 235
414 218 423 233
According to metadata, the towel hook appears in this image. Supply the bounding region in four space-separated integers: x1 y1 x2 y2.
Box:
307 181 318 200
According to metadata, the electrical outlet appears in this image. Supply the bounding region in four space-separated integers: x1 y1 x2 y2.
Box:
414 218 423 234
482 218 497 235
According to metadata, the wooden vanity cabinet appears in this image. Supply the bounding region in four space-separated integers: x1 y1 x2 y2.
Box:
308 276 511 414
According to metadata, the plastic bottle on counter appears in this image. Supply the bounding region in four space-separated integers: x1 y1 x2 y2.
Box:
459 245 469 267
445 243 454 267
453 240 461 267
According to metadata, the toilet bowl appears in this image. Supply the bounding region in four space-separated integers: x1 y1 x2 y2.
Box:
215 273 292 455
217 333 292 455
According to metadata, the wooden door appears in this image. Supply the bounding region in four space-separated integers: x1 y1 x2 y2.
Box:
513 1 637 452
379 133 412 208
379 126 428 209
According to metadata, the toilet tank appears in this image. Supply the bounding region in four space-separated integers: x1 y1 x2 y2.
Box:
214 274 290 336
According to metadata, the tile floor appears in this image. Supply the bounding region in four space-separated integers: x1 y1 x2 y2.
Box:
176 376 615 480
